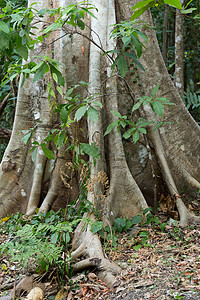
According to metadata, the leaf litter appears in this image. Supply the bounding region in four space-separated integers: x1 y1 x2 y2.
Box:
1 222 200 299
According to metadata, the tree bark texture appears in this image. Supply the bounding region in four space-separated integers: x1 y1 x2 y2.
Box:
175 0 184 96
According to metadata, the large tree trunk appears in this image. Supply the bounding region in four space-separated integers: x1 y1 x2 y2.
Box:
0 0 200 288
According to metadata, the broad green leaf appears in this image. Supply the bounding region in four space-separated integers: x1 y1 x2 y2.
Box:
75 105 87 121
131 3 154 20
111 110 122 118
56 131 66 149
50 232 58 244
63 232 70 244
9 73 18 82
81 7 98 19
32 147 38 162
153 122 163 132
164 0 182 9
132 215 143 225
77 19 85 30
124 52 145 71
122 36 131 49
181 8 197 14
60 107 68 124
41 143 55 159
31 62 43 73
33 63 49 82
121 120 127 128
56 86 63 96
80 143 99 159
132 100 143 112
137 127 147 134
123 128 134 139
42 23 58 34
131 35 143 58
152 84 160 98
152 101 164 117
133 244 141 251
117 55 128 78
91 221 103 234
0 21 9 34
113 218 126 233
0 33 9 50
22 131 32 144
104 121 118 136
132 130 140 143
62 5 75 15
49 64 65 87
132 0 155 10
16 38 28 60
92 101 103 109
87 106 98 122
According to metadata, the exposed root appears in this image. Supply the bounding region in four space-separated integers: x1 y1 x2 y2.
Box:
39 151 65 213
26 143 47 216
71 214 121 287
182 169 200 190
151 129 200 226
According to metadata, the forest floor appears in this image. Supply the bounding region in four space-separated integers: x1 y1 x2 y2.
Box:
0 220 200 299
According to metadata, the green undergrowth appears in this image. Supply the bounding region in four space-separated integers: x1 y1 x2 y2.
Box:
0 205 190 284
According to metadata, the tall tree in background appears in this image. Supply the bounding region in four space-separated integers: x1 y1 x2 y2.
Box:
175 0 184 95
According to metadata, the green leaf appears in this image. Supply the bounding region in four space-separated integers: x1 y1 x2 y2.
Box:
132 0 154 10
56 86 63 96
16 37 28 60
32 147 38 162
75 105 87 121
80 143 99 159
132 100 143 112
31 62 43 73
49 64 65 87
0 33 9 50
133 244 141 251
50 232 58 244
152 101 164 117
56 132 66 149
33 63 49 82
22 131 32 144
131 3 154 20
137 127 147 134
92 101 103 109
113 218 126 233
77 19 85 30
60 107 68 124
0 21 9 34
91 221 103 234
132 215 143 225
181 8 197 14
117 55 128 78
81 7 97 19
42 23 58 34
87 106 98 122
124 52 145 71
164 0 182 9
123 128 135 139
152 84 160 98
41 143 55 159
111 110 122 118
132 130 140 143
104 121 118 136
